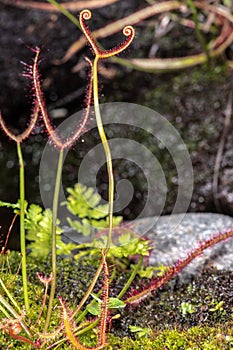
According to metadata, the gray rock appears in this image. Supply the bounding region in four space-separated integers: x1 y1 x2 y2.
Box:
131 213 233 280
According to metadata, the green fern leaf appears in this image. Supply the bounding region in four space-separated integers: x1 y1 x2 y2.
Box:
25 204 63 258
63 183 123 236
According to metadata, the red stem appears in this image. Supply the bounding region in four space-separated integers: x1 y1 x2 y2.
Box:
125 229 233 304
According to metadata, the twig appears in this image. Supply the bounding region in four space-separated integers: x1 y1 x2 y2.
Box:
213 90 232 212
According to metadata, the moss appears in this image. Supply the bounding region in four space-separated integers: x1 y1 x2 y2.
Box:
1 325 232 349
108 324 233 349
1 253 233 349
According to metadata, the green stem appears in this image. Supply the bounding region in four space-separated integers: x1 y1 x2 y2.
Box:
48 319 100 349
0 294 31 337
71 253 104 319
44 149 64 332
75 318 99 336
117 255 143 299
187 0 210 62
46 0 81 29
0 303 11 319
0 277 22 313
16 142 29 313
93 56 114 251
74 264 117 323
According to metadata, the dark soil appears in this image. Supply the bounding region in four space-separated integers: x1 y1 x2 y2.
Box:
112 267 233 338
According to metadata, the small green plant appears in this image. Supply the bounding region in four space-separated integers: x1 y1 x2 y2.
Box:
209 300 225 314
180 301 196 317
129 325 152 339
